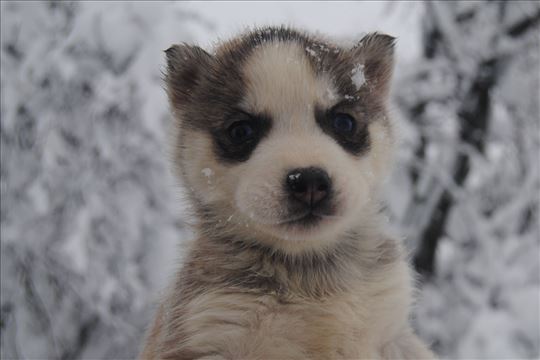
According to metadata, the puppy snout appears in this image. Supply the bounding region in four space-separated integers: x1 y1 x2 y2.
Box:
286 167 331 208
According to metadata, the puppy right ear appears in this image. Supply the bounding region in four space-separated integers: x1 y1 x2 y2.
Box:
164 44 213 107
350 33 395 99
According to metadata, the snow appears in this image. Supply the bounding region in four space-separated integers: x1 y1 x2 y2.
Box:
1 2 539 360
389 3 539 358
288 173 301 181
305 46 318 59
202 167 214 185
351 63 366 89
201 168 214 178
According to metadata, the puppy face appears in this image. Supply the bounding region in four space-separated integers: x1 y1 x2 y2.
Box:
166 28 395 249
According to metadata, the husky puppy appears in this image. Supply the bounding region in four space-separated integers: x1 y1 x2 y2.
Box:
141 26 434 359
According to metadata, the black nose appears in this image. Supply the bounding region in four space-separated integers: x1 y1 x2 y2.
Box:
286 167 331 207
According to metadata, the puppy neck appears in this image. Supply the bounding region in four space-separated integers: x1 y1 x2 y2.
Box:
182 200 401 300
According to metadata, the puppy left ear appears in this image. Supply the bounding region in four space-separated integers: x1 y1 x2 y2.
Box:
350 33 395 98
164 44 213 108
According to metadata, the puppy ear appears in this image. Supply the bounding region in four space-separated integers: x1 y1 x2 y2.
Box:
164 44 213 107
350 33 395 98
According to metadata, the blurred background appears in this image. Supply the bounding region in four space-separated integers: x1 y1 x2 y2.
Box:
1 1 539 359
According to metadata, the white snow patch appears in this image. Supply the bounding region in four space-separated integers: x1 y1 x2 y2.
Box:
288 173 301 181
201 168 214 178
351 64 366 90
305 47 316 57
305 46 319 61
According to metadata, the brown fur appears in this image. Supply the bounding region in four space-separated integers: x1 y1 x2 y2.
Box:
141 26 435 359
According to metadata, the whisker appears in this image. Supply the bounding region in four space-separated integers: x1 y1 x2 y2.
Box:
312 213 344 220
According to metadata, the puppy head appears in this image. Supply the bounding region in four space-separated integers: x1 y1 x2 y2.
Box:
166 27 395 252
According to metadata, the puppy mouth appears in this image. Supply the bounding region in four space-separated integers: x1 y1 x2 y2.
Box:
286 212 323 227
281 208 337 228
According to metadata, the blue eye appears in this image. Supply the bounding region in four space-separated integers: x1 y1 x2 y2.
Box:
332 113 355 133
228 121 255 144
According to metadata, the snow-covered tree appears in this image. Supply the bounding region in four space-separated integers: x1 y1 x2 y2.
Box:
0 2 207 358
390 1 540 357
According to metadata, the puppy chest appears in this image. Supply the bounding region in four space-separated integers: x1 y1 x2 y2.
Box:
180 292 377 358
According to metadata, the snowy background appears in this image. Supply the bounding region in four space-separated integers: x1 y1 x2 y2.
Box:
1 1 539 359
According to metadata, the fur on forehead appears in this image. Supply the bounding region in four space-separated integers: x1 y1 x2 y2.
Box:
164 26 396 124
241 41 337 118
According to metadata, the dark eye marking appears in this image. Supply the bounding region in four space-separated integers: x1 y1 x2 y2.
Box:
315 105 370 155
213 110 271 163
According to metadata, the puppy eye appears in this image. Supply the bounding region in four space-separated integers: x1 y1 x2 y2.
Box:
228 121 255 144
331 113 356 134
